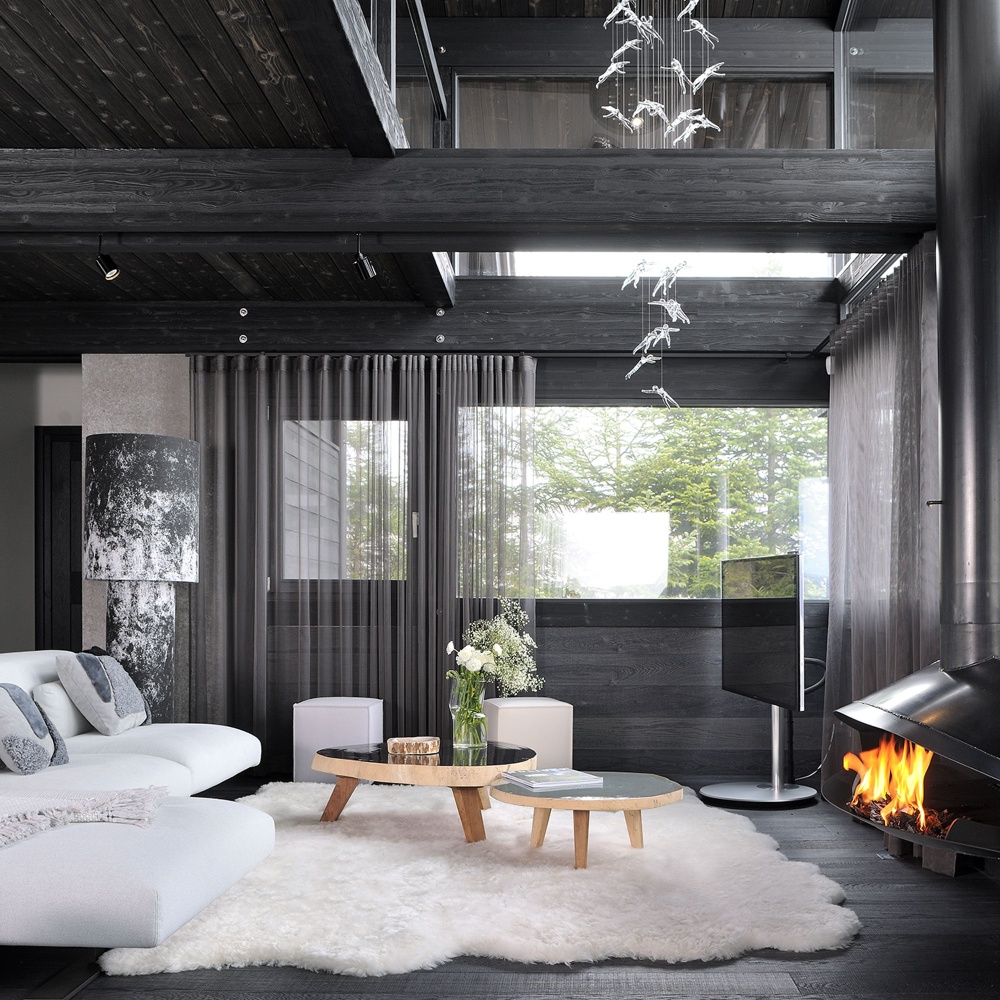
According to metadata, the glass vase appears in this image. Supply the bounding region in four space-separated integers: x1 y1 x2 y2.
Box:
449 670 487 749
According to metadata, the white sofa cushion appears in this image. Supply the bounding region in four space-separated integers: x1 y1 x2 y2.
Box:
0 752 193 796
0 683 56 774
0 796 275 947
56 652 149 736
32 680 92 738
0 649 69 692
68 724 261 793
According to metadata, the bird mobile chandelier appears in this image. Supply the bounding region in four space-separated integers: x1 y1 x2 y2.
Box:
598 0 723 149
600 0 722 404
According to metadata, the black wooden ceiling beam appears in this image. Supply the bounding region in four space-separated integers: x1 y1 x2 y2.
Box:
265 0 405 156
0 148 935 253
398 17 838 74
263 0 454 309
0 278 837 357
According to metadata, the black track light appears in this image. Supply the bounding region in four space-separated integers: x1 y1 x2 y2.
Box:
95 234 120 281
354 233 376 281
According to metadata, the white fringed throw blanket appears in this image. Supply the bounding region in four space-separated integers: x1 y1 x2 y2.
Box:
0 786 168 848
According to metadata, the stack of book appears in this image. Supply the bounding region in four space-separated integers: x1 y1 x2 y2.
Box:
501 768 604 790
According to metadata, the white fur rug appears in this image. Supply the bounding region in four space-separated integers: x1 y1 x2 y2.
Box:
100 781 860 977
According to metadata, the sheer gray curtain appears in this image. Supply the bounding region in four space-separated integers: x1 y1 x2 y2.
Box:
189 353 535 771
822 234 940 783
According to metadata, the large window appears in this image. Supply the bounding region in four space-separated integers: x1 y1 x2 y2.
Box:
282 419 408 581
533 407 828 599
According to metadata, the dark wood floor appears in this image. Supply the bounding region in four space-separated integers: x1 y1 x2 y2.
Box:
5 781 1000 1000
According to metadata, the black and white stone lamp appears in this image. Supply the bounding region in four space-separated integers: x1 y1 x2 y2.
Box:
84 433 200 721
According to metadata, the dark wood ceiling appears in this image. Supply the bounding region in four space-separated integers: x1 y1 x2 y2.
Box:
0 1 344 150
0 0 934 334
0 0 427 308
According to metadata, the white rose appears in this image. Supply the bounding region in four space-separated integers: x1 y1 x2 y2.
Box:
455 645 475 666
446 640 455 655
466 654 484 673
493 644 503 657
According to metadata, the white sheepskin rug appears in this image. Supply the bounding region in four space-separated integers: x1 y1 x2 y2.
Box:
100 781 860 977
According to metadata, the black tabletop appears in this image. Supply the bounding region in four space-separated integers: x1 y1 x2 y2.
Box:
316 740 536 768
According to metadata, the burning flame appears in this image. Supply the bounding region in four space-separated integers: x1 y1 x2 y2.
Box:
843 735 935 831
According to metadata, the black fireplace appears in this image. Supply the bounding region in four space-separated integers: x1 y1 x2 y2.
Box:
824 2 1000 864
825 661 1000 860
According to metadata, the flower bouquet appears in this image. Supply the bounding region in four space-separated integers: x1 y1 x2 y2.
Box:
446 598 542 748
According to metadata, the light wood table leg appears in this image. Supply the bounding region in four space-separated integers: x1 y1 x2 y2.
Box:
530 807 551 848
452 786 487 842
573 809 590 869
478 786 491 810
320 775 360 822
624 809 644 848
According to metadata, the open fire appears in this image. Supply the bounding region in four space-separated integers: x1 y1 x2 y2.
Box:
844 735 961 839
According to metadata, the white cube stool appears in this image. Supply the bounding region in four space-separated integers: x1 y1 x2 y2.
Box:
484 696 573 769
292 697 383 782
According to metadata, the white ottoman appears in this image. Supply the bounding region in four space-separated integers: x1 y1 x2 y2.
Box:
293 697 383 782
484 696 573 769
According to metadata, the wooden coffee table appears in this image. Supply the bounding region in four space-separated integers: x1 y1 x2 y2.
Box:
490 771 683 868
312 740 537 843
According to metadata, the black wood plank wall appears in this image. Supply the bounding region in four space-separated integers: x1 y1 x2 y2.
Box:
534 599 828 784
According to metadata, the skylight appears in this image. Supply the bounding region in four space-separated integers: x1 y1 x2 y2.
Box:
507 251 834 279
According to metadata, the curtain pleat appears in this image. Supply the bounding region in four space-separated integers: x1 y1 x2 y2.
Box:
189 353 535 772
821 234 940 784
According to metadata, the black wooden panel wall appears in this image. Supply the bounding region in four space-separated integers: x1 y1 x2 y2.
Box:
534 599 828 785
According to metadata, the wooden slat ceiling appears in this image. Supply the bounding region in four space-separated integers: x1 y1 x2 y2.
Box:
0 0 420 305
0 0 931 309
0 0 344 150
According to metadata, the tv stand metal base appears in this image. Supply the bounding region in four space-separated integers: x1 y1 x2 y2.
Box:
698 780 817 805
698 704 818 807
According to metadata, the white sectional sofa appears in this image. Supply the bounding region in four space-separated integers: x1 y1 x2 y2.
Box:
0 649 275 948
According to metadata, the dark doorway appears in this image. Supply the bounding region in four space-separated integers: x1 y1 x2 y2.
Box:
35 425 82 651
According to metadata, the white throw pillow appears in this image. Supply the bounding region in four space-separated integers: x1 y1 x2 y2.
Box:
32 680 92 738
0 682 55 774
56 652 149 736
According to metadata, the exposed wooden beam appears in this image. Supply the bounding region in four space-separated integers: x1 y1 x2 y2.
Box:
398 18 838 74
264 0 406 156
0 148 936 253
536 356 828 407
395 250 455 311
264 0 453 308
0 278 837 357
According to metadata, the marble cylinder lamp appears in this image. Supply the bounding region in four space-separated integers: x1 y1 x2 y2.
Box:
84 433 200 722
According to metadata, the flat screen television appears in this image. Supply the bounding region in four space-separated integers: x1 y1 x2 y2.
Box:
700 553 815 806
720 553 805 714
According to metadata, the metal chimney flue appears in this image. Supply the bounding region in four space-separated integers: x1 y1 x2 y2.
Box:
936 0 1000 671
832 2 1000 793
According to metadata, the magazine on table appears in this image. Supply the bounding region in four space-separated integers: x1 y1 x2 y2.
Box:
501 768 604 790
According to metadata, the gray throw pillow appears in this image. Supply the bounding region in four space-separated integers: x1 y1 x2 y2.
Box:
56 652 150 736
0 682 56 774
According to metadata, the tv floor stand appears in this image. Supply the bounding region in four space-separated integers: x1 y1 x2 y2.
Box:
699 705 818 806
